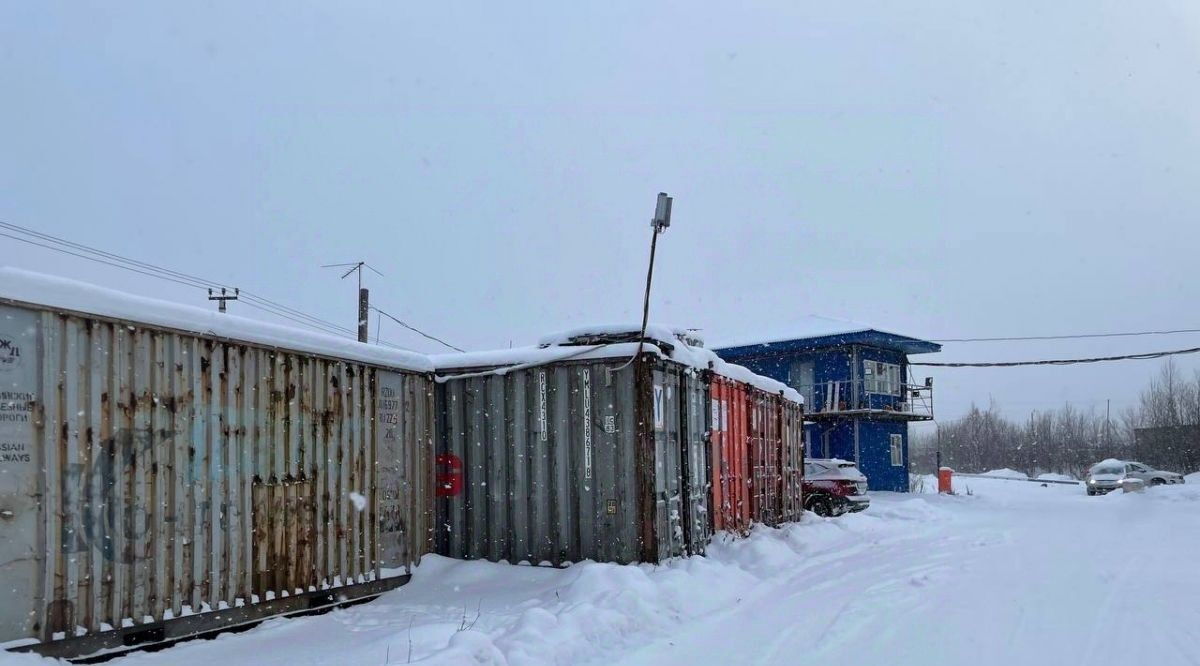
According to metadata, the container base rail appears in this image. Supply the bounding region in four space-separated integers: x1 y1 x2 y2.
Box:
7 574 412 662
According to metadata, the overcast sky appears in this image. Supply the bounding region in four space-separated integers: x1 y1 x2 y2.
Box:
3 1 1199 422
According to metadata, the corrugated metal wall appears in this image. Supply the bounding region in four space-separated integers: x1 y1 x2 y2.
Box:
436 356 709 565
780 399 805 522
747 389 805 526
711 376 804 531
747 391 782 525
709 375 750 534
0 302 435 645
677 367 711 555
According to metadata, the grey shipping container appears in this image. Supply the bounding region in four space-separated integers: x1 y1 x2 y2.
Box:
0 274 436 659
435 351 710 565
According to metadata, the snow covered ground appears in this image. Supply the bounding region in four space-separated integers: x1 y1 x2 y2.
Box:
5 476 1199 665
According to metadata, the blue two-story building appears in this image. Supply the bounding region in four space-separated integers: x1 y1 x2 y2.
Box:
714 317 941 492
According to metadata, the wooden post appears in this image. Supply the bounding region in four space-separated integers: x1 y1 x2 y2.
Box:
357 288 369 343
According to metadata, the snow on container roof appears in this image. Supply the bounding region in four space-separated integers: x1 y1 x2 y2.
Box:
0 267 434 373
537 323 705 349
438 323 802 404
431 342 666 372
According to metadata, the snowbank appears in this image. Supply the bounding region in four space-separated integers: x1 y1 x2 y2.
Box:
1186 472 1200 485
981 468 1028 480
1100 481 1200 504
1035 472 1076 482
0 267 433 372
397 501 938 665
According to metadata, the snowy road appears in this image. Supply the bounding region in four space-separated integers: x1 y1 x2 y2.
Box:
615 478 1200 666
4 476 1199 665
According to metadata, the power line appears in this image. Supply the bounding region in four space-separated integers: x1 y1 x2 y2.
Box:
0 220 226 290
239 290 358 337
0 232 211 290
0 219 366 337
912 346 1200 368
238 300 358 338
0 219 387 342
372 307 465 352
934 328 1200 343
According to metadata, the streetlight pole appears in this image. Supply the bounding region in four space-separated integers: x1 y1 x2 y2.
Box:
632 192 672 561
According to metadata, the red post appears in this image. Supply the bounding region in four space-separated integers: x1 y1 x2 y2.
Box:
938 467 954 494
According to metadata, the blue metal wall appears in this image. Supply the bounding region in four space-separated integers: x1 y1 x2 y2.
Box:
804 420 855 459
719 345 912 493
734 346 908 412
802 419 908 492
855 420 909 492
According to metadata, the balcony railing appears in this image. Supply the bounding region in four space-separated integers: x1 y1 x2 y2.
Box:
798 378 934 420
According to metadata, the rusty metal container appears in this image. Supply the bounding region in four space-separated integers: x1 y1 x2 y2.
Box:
711 375 804 531
0 271 436 659
708 374 751 534
746 388 804 526
435 348 710 565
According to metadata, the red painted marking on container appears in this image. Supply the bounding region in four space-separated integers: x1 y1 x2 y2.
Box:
436 453 464 497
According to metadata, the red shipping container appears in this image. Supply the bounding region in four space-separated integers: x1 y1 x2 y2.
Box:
709 374 752 534
747 388 805 526
747 390 781 525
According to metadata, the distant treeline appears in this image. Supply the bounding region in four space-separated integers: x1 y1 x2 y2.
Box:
911 361 1200 477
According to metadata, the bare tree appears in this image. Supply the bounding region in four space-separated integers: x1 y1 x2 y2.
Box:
910 360 1199 477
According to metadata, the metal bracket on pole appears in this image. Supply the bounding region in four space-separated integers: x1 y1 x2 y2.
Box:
207 287 240 313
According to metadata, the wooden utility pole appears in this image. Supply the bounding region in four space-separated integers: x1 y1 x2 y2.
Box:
1105 399 1111 448
322 261 383 343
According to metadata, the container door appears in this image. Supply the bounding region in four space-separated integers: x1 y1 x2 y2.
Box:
709 377 729 532
680 372 711 555
651 367 684 561
747 391 767 524
709 376 751 534
0 305 40 642
376 371 410 573
781 402 805 522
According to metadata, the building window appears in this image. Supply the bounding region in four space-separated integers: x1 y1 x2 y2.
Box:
890 434 904 467
863 360 901 395
789 361 815 406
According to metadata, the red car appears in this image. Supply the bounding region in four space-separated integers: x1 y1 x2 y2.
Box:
803 458 870 516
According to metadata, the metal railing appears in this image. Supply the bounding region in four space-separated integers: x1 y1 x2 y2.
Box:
798 379 934 419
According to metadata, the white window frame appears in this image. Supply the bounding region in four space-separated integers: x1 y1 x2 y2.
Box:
889 434 904 467
863 360 902 396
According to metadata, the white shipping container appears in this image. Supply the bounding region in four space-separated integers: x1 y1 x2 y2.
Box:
0 271 436 659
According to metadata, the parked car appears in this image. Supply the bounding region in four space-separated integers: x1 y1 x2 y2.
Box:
1085 460 1127 495
1085 459 1186 495
1121 461 1186 486
803 458 870 516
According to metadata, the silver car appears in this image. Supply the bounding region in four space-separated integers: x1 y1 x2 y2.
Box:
1121 461 1186 486
1085 460 1185 495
